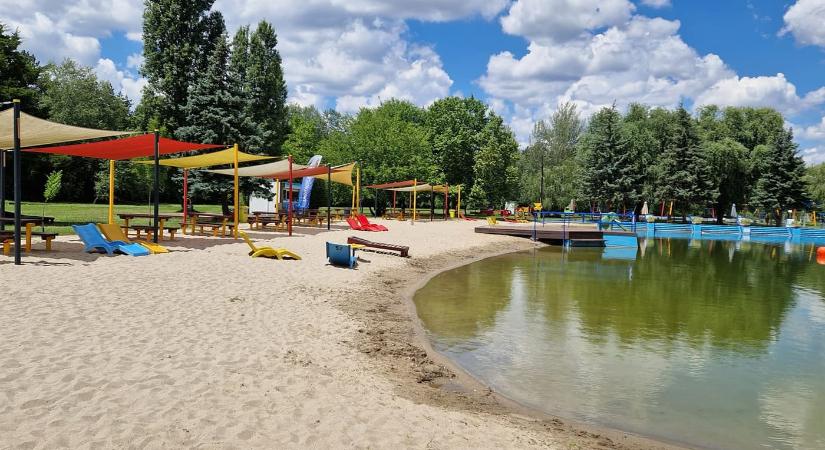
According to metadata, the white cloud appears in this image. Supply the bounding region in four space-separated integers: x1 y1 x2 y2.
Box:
126 52 144 69
501 0 635 44
93 58 146 104
781 0 825 48
694 73 825 116
481 15 732 128
800 146 825 165
798 117 825 142
640 0 671 8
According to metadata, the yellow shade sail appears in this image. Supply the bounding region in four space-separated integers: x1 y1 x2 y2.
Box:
133 147 274 169
313 162 355 186
0 108 133 150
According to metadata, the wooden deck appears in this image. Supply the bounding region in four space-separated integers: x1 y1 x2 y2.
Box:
475 223 609 246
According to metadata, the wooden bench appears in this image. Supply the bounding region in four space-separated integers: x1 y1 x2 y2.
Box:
127 225 179 240
248 214 284 231
347 236 409 257
194 219 235 237
2 231 58 255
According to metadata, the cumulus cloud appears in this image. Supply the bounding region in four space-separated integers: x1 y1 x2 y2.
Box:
781 0 825 48
500 0 635 44
639 0 671 8
481 15 732 118
694 73 825 116
93 58 146 104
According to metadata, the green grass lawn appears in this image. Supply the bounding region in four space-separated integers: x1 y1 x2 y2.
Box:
1 201 222 235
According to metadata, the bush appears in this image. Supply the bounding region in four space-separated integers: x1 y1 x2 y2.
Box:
691 216 703 224
645 215 656 223
738 217 753 226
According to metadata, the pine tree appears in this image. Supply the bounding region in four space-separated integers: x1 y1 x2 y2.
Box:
580 105 641 211
140 0 225 133
0 22 42 112
246 21 289 154
751 128 808 226
655 106 714 217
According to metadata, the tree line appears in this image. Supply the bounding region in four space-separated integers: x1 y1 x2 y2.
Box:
522 102 810 225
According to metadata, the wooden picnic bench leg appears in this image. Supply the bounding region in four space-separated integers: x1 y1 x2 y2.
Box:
45 236 53 251
159 218 165 240
3 239 10 256
220 219 227 237
168 229 176 241
25 223 33 252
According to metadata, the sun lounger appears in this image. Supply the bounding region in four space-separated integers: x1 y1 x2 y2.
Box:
73 223 150 256
346 236 409 257
347 217 370 231
98 223 169 254
239 231 300 260
326 241 358 268
357 214 388 231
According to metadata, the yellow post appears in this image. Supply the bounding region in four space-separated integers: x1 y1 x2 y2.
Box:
456 185 461 218
108 160 115 224
274 178 280 213
233 143 239 238
412 178 417 223
668 200 674 217
356 167 361 215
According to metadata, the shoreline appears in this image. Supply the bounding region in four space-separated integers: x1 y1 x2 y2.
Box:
348 237 688 450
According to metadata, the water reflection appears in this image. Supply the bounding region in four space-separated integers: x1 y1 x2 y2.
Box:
414 238 825 449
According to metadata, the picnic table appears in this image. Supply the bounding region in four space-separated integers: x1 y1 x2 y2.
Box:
0 216 58 253
117 213 178 240
184 212 235 237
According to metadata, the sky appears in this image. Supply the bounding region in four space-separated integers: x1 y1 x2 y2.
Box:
1 0 824 163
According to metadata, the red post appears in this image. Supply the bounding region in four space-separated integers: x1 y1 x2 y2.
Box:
182 169 189 228
288 155 293 236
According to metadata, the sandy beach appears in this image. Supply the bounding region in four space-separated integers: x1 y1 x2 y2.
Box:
0 219 676 449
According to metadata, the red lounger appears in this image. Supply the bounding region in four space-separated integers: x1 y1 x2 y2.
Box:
347 217 381 231
357 214 388 231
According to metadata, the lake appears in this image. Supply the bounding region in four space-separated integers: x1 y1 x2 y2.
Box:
413 238 825 449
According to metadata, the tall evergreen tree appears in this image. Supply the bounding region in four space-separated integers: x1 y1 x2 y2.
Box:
751 128 808 226
140 0 225 133
580 105 641 211
656 106 714 217
246 21 289 154
0 22 41 111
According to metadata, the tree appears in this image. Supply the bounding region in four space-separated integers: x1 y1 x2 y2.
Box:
37 60 132 202
469 115 519 208
580 105 642 212
751 128 808 226
140 0 225 133
41 170 62 230
39 60 131 130
804 163 825 209
520 102 583 209
426 97 487 191
655 105 714 218
0 22 41 111
245 21 289 154
705 138 749 224
283 105 325 163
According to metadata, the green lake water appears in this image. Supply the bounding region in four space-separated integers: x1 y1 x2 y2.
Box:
413 238 825 450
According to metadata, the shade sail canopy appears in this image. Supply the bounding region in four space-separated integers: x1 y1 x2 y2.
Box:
388 183 432 192
133 147 274 168
314 162 355 186
206 159 307 177
24 134 223 160
207 160 356 186
365 180 418 189
1 108 133 150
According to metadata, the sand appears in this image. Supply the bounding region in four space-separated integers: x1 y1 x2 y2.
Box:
0 219 676 449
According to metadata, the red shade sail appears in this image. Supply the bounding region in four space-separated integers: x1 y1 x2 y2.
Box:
24 134 225 160
365 180 418 189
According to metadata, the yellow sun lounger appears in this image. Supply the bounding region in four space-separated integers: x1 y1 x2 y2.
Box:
239 231 301 260
97 223 169 254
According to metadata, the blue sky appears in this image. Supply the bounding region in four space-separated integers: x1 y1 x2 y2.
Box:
2 0 825 161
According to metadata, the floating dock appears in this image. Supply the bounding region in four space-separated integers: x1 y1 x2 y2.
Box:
475 224 634 247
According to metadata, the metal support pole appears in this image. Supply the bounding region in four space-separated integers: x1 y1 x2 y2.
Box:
152 130 160 244
326 165 331 231
12 99 21 265
373 187 378 217
182 169 188 233
0 148 5 230
288 155 293 236
108 160 115 224
430 187 434 221
233 143 239 238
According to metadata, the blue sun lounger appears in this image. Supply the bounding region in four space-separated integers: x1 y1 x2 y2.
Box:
326 242 358 268
73 223 150 256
